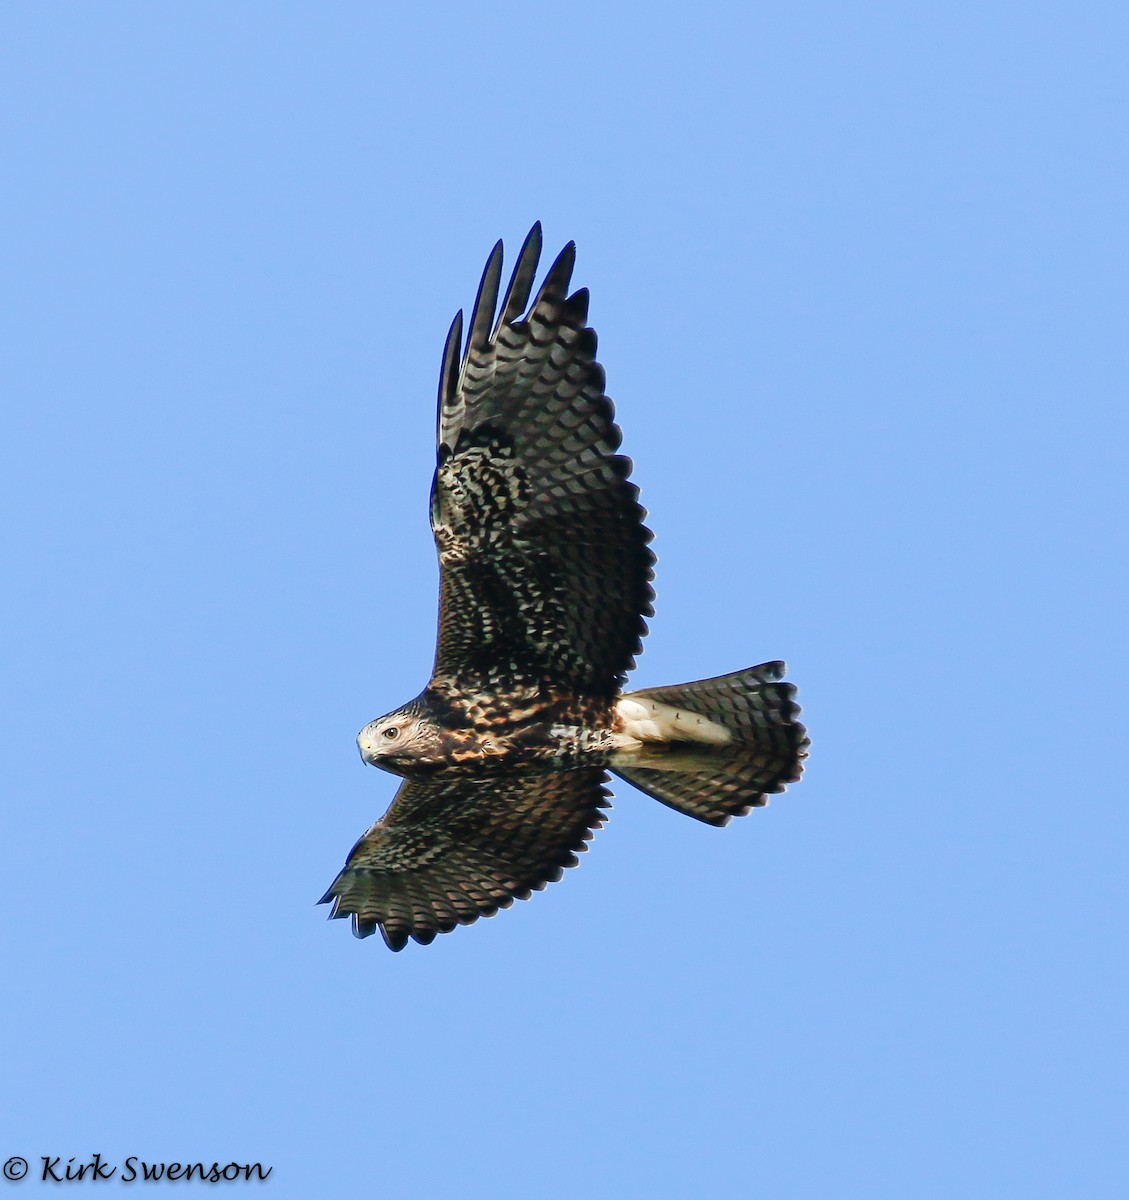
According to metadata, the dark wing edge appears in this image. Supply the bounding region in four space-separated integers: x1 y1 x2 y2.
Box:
437 224 544 446
318 768 612 951
429 225 657 696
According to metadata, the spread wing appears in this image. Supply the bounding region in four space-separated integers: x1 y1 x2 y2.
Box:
429 224 655 700
318 768 611 950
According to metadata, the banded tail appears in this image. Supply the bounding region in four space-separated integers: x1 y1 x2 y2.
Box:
611 661 808 826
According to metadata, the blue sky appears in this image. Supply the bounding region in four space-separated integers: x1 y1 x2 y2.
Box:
2 3 1126 1196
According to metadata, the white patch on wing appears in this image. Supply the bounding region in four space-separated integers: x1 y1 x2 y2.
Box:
615 697 732 746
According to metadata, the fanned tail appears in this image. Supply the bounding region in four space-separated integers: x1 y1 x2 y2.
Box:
611 661 808 826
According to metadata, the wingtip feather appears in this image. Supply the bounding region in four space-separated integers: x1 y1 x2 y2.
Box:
467 240 504 355
533 241 576 309
495 223 544 332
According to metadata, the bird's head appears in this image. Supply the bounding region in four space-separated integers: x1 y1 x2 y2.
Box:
357 706 438 772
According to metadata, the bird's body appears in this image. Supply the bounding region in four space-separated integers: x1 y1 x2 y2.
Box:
320 226 808 950
356 686 617 775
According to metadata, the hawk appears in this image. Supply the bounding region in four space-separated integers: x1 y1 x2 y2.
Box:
319 225 808 949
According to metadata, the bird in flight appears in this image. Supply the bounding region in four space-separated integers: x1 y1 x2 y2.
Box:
319 225 808 950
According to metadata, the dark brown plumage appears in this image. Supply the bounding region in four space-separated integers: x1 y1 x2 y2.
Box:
319 226 808 950
324 769 611 949
430 228 653 699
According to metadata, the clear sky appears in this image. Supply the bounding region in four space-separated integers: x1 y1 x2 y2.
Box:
2 3 1126 1197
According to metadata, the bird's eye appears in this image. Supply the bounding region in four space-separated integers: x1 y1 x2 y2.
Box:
382 726 400 740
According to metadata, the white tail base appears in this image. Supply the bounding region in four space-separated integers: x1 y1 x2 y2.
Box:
613 695 733 748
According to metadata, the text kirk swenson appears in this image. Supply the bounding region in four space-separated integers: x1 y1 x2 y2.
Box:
24 1154 272 1183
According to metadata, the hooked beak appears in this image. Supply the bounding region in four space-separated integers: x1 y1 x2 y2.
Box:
357 730 381 767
